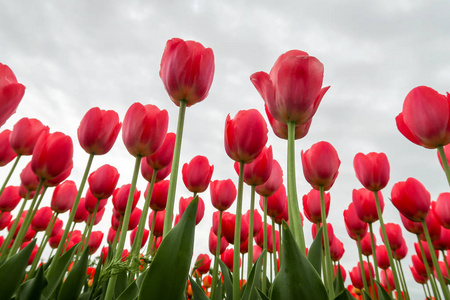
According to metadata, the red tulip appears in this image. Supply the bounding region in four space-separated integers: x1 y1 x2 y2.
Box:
49 229 63 249
182 156 214 193
312 223 335 248
434 261 449 284
255 159 283 197
50 218 63 237
195 254 211 275
434 193 450 229
43 164 72 187
210 179 236 211
26 244 38 266
31 132 73 180
221 212 248 244
400 213 423 235
221 248 240 272
203 275 212 289
122 103 168 157
0 130 17 166
128 208 142 231
438 144 450 169
224 109 268 164
349 261 374 290
415 240 438 265
88 164 120 200
0 211 11 230
418 209 441 242
107 227 117 244
352 188 384 224
20 163 40 192
243 209 262 236
73 198 89 223
301 141 340 191
240 238 249 254
432 227 450 251
393 239 408 260
255 224 273 251
112 184 140 215
84 189 108 214
234 146 273 186
376 245 390 269
391 177 430 222
263 104 311 140
381 269 396 292
208 228 228 255
360 232 375 256
147 180 169 211
396 86 450 149
31 206 53 232
250 50 329 125
353 152 390 192
330 237 345 262
77 107 121 155
148 210 167 237
261 184 287 218
302 188 330 224
0 63 26 127
141 159 172 183
343 202 368 240
252 245 262 264
0 186 21 212
10 118 49 156
412 254 428 278
88 207 105 226
333 264 347 282
51 180 77 214
130 227 149 249
18 184 35 200
179 196 205 225
160 38 214 107
381 223 403 251
410 264 427 284
145 132 176 171
88 231 104 254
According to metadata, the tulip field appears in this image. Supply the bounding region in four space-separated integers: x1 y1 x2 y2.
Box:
0 37 450 300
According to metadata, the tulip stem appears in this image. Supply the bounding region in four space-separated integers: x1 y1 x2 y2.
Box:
437 146 450 187
48 153 94 275
0 154 21 196
396 258 410 300
417 235 441 300
241 253 245 280
163 100 187 238
232 161 245 300
373 191 403 298
64 222 77 253
271 217 278 277
210 210 223 300
442 250 450 276
286 121 305 254
146 212 157 258
278 223 282 264
319 186 334 300
356 236 369 296
112 216 123 250
368 223 381 283
262 196 268 294
421 220 450 299
0 192 28 257
366 255 377 299
247 185 255 277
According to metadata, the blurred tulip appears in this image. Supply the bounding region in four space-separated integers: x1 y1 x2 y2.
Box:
352 188 383 223
255 159 283 197
312 223 335 248
179 196 205 225
182 156 214 193
221 248 240 272
243 209 262 236
400 213 423 235
51 180 77 214
145 132 176 170
381 269 396 292
84 189 107 214
10 118 49 155
50 218 63 237
88 231 104 254
208 228 228 255
0 186 20 212
333 264 347 282
130 227 149 249
410 264 427 284
195 254 211 275
330 237 345 262
360 232 375 256
147 180 169 211
73 198 89 223
141 159 172 183
353 152 390 192
148 210 167 237
411 254 428 278
376 245 390 270
393 239 408 260
20 162 40 192
381 223 403 251
0 211 11 230
303 188 330 224
49 229 63 249
221 212 249 245
434 193 450 229
432 227 450 251
344 202 368 240
0 130 17 166
128 208 142 231
88 164 119 200
252 245 262 264
263 104 312 140
391 177 430 222
43 164 72 187
112 184 140 215
415 240 438 265
0 63 26 126
31 206 53 232
261 184 287 218
419 209 441 242
210 179 236 211
235 146 273 186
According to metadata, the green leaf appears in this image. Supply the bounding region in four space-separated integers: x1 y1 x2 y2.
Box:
363 290 373 300
18 264 48 300
117 281 139 300
136 269 148 288
42 244 77 299
271 221 328 300
334 289 358 300
114 270 129 298
218 259 234 300
241 250 265 300
256 288 270 300
374 281 393 300
333 263 345 295
190 275 210 300
0 239 36 299
212 275 223 300
307 226 323 276
57 247 89 300
138 197 199 300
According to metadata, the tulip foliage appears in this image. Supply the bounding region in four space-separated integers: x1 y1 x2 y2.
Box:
0 38 450 300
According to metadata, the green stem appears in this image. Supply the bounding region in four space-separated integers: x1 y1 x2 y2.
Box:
437 146 450 187
374 191 403 297
0 193 28 257
63 222 77 253
271 217 278 276
286 121 305 253
384 269 391 295
319 186 334 300
232 161 245 300
396 258 410 300
356 236 369 294
146 212 157 258
210 210 223 300
443 250 450 279
278 223 282 265
241 253 244 281
112 216 123 250
366 255 377 299
247 185 255 277
29 212 58 276
417 235 441 300
0 155 21 196
422 220 450 299
262 196 268 294
76 200 100 263
163 100 187 238
369 223 380 283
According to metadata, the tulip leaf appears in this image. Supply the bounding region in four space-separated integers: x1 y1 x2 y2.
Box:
212 276 223 300
42 244 78 299
114 270 129 298
241 250 265 300
363 290 373 300
256 288 270 300
374 281 393 300
117 281 139 300
271 221 328 300
136 269 148 288
57 247 89 300
333 263 345 295
18 264 48 300
307 226 323 276
333 289 357 300
218 259 234 300
0 239 35 300
138 197 198 300
190 275 210 300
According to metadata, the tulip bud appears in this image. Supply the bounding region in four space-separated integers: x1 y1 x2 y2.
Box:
182 156 214 193
210 179 236 212
10 118 49 156
0 130 17 166
303 188 330 224
88 164 120 200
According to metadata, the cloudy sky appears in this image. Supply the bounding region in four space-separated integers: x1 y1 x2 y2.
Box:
2 0 450 297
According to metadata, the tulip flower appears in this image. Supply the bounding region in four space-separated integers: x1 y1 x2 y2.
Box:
434 193 450 229
381 223 404 251
261 184 287 218
419 210 441 242
31 206 53 232
243 209 262 236
391 177 430 222
20 163 40 193
130 227 149 249
353 152 390 192
376 245 391 270
352 188 384 223
73 198 89 223
179 196 205 225
381 269 396 292
360 232 375 256
88 231 104 254
145 132 176 171
182 156 214 193
263 104 312 140
146 180 169 211
84 189 107 214
255 159 283 197
88 164 120 200
343 202 368 240
195 254 211 275
234 146 273 186
0 186 21 212
10 118 49 156
411 255 428 278
221 213 249 244
51 180 77 214
0 63 26 127
49 229 63 249
415 240 439 265
330 237 345 262
128 208 142 231
410 264 427 284
203 275 212 289
393 239 408 260
0 130 17 166
303 188 330 224
112 184 140 215
140 158 172 183
311 223 335 248
208 229 228 255
210 179 236 211
148 210 167 237
221 248 240 272
432 227 450 251
0 211 11 230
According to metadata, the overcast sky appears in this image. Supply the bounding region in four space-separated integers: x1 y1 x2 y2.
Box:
2 1 450 297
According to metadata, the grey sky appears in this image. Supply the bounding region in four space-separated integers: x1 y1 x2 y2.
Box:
2 1 450 297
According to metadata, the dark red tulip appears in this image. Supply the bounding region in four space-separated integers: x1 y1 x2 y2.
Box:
410 264 427 284
31 132 73 180
301 141 340 191
148 210 166 237
352 188 384 224
261 184 287 218
18 185 35 200
146 180 169 211
195 254 211 275
255 159 283 197
51 180 77 214
434 193 450 229
234 146 273 186
0 130 17 166
160 38 215 107
130 227 149 249
31 206 53 232
210 179 236 211
145 132 176 171
303 188 330 224
330 237 345 262
107 227 117 244
224 109 268 164
381 223 403 251
128 208 142 231
20 162 40 192
255 224 273 250
412 254 428 278
333 265 347 282
179 196 205 225
243 209 262 236
391 177 430 222
122 103 168 157
263 104 311 140
432 227 450 251
221 248 240 272
84 189 108 214
250 50 329 125
343 202 368 240
182 156 214 193
274 202 289 225
353 152 390 192
88 164 120 200
208 228 228 255
73 198 89 223
0 186 20 212
89 207 105 226
434 261 449 284
49 229 63 249
50 218 63 237
111 214 120 231
0 63 26 127
240 238 249 254
77 107 121 155
396 86 450 149
10 118 49 156
360 232 375 256
376 245 390 270
400 213 423 235
221 212 248 244
349 261 374 289
112 184 140 215
88 231 104 254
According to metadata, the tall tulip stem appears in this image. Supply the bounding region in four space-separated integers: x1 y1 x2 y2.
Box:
437 146 450 187
356 236 369 294
416 235 441 300
286 121 305 253
233 161 245 300
210 210 223 300
0 154 21 196
319 186 334 300
247 185 256 276
368 223 381 283
0 193 28 257
262 196 268 294
271 217 278 276
163 100 187 238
